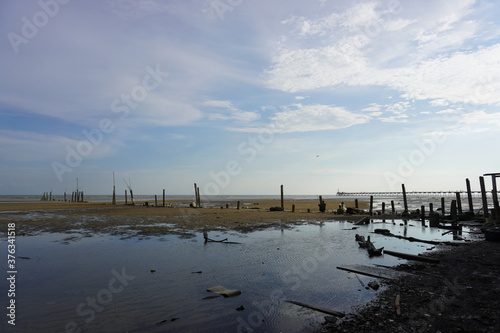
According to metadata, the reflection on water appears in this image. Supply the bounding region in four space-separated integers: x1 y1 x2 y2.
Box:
0 220 463 333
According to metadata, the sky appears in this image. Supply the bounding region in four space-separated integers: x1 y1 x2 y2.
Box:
1 0 500 196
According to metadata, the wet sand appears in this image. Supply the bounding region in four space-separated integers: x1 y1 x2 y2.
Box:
0 199 369 238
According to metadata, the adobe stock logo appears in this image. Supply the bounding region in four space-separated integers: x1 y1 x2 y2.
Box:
7 0 71 54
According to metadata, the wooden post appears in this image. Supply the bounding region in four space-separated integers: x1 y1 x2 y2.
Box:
441 197 445 216
355 199 359 209
49 191 52 201
64 192 67 202
450 200 457 221
489 175 500 220
382 202 385 215
402 184 408 215
163 189 165 207
455 192 463 214
125 190 128 205
112 172 116 205
155 195 157 207
421 205 426 225
280 185 284 211
193 183 198 207
391 200 395 214
237 201 240 210
196 186 201 208
292 204 295 213
429 202 433 213
466 178 474 215
80 191 84 202
369 195 373 216
479 176 489 217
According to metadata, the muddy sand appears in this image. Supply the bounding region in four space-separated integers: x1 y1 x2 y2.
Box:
0 198 368 239
2 199 498 333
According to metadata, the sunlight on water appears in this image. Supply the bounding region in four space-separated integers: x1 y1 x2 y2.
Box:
0 219 461 333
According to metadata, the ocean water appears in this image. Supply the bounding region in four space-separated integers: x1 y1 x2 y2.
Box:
0 218 467 333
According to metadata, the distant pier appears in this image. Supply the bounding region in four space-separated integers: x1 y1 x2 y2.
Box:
336 191 492 197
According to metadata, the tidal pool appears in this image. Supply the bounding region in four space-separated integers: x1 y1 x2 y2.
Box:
0 219 461 332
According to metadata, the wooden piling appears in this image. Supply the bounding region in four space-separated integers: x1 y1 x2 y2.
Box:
163 189 165 207
487 174 500 219
479 176 489 217
125 190 128 205
402 184 408 215
382 202 385 215
237 201 240 210
64 192 67 202
391 200 395 214
355 199 359 209
196 186 201 208
466 178 474 215
429 202 433 213
280 185 284 211
292 204 295 213
369 196 374 216
455 192 463 214
155 195 157 207
450 200 457 221
441 197 445 216
421 205 425 224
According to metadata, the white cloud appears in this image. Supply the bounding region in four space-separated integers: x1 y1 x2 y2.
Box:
203 100 261 123
232 104 370 133
459 110 500 126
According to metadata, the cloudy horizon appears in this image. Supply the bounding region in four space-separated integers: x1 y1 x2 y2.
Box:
1 0 499 196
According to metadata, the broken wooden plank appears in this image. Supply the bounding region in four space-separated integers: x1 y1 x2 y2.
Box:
285 300 345 318
384 250 439 263
337 264 411 280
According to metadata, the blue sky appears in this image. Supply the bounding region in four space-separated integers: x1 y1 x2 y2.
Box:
1 0 499 196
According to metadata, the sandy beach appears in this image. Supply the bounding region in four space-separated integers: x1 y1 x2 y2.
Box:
0 198 369 238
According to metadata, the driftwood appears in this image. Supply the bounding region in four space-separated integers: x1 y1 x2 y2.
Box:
384 250 439 263
203 231 241 244
355 234 383 256
354 216 370 225
285 300 345 318
337 264 411 280
373 229 460 246
395 294 401 316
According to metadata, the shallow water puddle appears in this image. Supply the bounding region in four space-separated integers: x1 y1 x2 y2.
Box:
0 220 461 333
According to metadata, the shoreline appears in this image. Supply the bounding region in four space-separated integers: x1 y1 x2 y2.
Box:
0 199 370 238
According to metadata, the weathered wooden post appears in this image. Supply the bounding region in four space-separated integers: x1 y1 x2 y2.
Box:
163 189 165 207
80 191 84 202
466 178 474 215
391 200 395 214
479 176 489 217
196 186 201 208
355 199 359 209
421 205 425 224
429 202 434 213
292 204 295 213
450 200 457 221
441 197 445 216
193 183 198 207
125 190 128 205
280 185 284 211
112 172 116 205
382 202 385 215
455 192 463 214
369 195 373 216
64 192 67 202
155 195 158 207
402 184 408 215
237 201 240 210
49 191 52 201
484 173 500 220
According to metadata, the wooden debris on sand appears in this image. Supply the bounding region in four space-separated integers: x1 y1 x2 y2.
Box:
337 264 412 280
383 250 440 263
203 230 241 244
285 300 345 318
